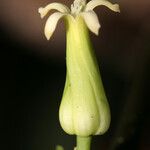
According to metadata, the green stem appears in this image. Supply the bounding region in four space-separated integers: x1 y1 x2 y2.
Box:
76 136 92 150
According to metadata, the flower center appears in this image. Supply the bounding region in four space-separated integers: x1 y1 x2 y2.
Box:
71 0 86 16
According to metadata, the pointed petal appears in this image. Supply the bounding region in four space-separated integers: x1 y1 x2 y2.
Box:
81 11 101 35
38 2 70 18
85 0 120 13
44 12 66 40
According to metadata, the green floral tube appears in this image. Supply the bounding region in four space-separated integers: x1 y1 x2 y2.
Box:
59 15 110 136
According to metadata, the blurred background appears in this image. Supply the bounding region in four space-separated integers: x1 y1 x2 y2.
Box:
0 0 150 150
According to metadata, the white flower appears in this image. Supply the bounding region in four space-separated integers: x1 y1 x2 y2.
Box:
38 0 120 40
38 0 120 137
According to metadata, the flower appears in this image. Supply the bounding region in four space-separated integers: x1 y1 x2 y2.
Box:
38 0 120 136
38 0 120 40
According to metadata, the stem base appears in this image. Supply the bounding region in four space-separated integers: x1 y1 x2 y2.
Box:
77 136 92 150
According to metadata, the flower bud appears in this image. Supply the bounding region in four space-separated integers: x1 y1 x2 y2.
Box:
59 16 110 136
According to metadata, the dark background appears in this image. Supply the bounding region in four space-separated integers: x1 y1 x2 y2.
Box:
1 0 150 150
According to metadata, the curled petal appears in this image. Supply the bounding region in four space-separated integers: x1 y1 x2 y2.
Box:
81 11 100 35
85 0 120 12
44 12 66 40
38 2 70 18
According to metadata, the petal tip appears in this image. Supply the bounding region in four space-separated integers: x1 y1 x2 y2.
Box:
114 4 120 13
46 36 51 40
45 32 51 40
94 25 100 36
44 26 52 40
38 7 45 18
